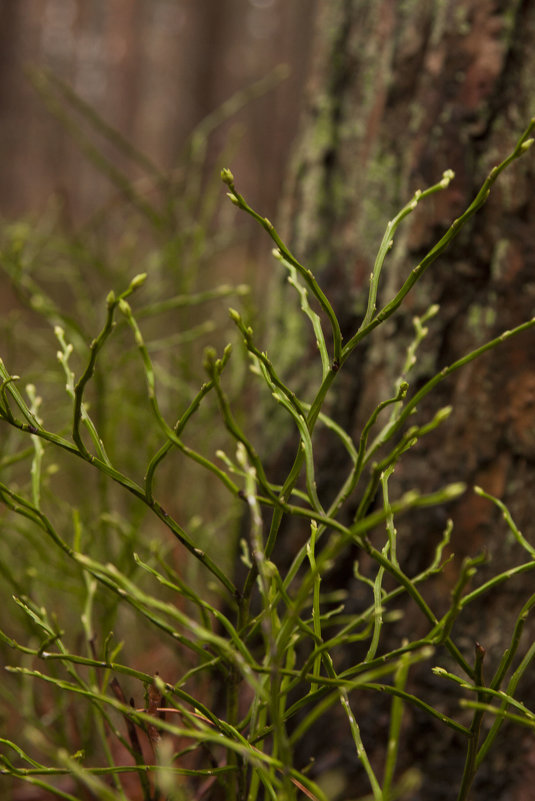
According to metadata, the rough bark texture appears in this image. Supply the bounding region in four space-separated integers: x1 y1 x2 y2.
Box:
278 1 535 798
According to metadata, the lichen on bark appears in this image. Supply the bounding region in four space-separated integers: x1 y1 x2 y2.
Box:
272 1 535 797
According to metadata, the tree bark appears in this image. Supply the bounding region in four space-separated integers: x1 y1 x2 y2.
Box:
279 1 535 798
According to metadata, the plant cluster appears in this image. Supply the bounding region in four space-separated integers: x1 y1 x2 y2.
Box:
1 116 535 801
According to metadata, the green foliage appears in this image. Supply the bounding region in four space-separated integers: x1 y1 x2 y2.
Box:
1 105 535 801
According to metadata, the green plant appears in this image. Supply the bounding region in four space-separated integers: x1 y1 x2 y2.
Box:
1 117 535 801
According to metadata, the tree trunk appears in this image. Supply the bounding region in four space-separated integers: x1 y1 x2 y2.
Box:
278 1 535 798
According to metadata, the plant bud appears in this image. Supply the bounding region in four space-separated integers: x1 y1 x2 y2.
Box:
220 167 234 186
129 273 147 290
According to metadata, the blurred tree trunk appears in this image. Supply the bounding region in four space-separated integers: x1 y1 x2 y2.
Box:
0 0 316 221
279 1 535 798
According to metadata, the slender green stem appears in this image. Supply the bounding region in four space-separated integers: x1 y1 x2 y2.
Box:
360 174 454 331
222 169 342 363
382 649 412 798
342 118 535 363
457 643 487 801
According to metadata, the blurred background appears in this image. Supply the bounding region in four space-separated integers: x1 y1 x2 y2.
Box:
0 8 324 798
0 1 324 578
0 0 317 223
